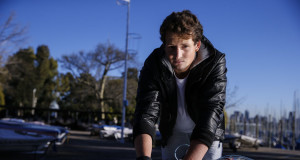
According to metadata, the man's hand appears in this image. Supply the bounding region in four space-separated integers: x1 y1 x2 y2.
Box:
184 140 208 160
134 134 152 158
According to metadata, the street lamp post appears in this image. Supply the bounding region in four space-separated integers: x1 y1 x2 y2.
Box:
118 0 130 143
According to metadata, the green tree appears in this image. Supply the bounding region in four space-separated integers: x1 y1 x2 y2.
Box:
56 72 101 114
5 47 36 107
104 67 139 123
125 68 138 122
4 45 58 109
35 45 58 108
55 72 76 111
56 72 72 101
0 85 5 105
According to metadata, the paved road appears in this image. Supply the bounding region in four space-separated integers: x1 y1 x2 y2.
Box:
44 130 161 160
2 130 300 160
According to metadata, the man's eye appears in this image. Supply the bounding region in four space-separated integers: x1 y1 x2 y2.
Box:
168 46 176 49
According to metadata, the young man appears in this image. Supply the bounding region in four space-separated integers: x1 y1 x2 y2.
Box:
133 10 227 160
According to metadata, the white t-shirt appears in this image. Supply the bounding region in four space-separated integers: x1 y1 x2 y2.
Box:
173 75 195 133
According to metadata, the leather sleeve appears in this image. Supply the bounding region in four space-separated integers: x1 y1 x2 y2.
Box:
133 51 161 142
190 53 227 147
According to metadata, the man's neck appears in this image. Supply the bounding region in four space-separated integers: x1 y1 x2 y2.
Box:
175 71 189 79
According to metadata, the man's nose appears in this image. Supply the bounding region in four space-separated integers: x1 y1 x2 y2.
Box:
175 47 183 59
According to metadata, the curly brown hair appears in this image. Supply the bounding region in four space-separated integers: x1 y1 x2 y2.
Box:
160 10 203 44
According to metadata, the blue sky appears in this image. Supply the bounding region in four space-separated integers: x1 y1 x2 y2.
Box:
1 0 300 119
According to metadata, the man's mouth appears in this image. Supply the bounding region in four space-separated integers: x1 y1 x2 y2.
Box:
174 60 183 64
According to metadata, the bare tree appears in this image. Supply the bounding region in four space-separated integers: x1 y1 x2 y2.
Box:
0 13 27 105
0 12 27 67
59 42 135 118
225 85 245 109
224 85 246 132
92 43 126 112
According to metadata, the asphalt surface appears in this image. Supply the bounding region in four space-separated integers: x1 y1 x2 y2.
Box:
2 130 300 160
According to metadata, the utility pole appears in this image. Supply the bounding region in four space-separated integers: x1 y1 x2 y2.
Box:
117 0 130 143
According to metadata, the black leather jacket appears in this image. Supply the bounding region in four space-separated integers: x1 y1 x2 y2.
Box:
133 36 227 148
